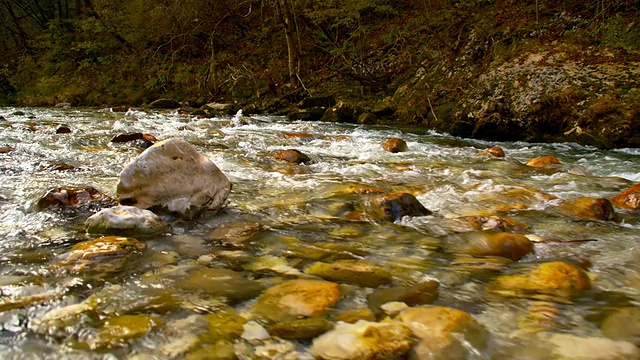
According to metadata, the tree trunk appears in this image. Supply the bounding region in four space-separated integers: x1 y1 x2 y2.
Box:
275 0 300 89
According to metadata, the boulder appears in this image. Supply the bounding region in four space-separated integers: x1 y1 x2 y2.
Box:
381 138 408 153
611 183 640 210
365 192 432 222
367 280 440 315
560 197 619 221
176 267 265 305
311 320 413 360
273 149 311 164
304 260 393 288
287 107 328 121
453 231 534 261
148 98 180 109
253 279 341 323
85 205 170 237
479 146 505 157
487 261 591 301
320 102 358 123
525 155 560 167
51 236 145 274
34 186 115 212
117 138 231 219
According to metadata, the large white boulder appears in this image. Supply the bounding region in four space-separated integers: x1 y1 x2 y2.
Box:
117 138 231 219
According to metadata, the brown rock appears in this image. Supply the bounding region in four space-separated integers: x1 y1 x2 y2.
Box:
283 132 314 140
382 138 408 153
304 260 392 288
525 155 560 167
273 149 311 164
367 280 439 315
365 192 432 222
479 146 505 157
561 197 619 221
207 221 263 249
34 186 114 212
56 125 72 134
176 267 264 305
611 183 640 210
454 232 534 261
51 236 145 274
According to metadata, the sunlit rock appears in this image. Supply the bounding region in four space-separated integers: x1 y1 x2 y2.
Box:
117 138 231 219
273 149 311 164
51 236 145 274
304 260 392 288
84 314 162 349
601 307 640 346
253 279 341 323
367 280 439 315
525 155 560 167
381 138 408 153
478 146 505 157
611 183 640 210
452 231 534 261
396 305 488 360
487 261 591 301
542 333 640 360
176 266 264 305
334 308 377 324
33 186 115 212
85 205 170 237
311 320 413 360
364 192 432 222
560 197 619 221
267 317 334 340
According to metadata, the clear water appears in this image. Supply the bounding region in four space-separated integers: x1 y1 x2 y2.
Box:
0 107 639 359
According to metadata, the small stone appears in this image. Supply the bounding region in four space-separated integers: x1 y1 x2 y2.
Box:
611 183 640 210
176 267 264 305
479 146 505 157
304 260 392 288
367 280 439 315
56 125 72 134
267 317 334 340
241 321 271 341
34 186 114 212
207 221 263 249
382 138 408 153
273 149 311 164
453 231 534 261
525 155 560 167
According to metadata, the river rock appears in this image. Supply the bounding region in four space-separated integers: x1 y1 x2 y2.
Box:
479 146 505 157
149 98 180 109
34 186 115 212
525 155 561 167
176 267 264 304
56 125 72 134
453 231 534 261
396 305 488 360
611 183 640 210
487 261 591 301
542 333 640 360
207 221 263 249
85 205 170 237
84 284 180 315
304 260 392 288
560 197 619 221
253 279 341 323
311 320 414 360
601 307 640 346
365 192 432 222
117 138 231 219
84 314 162 349
267 317 334 340
273 149 311 164
455 215 527 232
367 280 439 315
202 307 247 342
381 138 408 153
51 236 145 274
0 145 11 153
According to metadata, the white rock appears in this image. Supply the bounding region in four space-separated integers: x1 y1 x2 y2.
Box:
85 205 169 237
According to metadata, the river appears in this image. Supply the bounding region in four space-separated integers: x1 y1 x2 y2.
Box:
0 107 639 359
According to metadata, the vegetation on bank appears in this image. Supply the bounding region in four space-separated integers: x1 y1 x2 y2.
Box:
1 0 639 146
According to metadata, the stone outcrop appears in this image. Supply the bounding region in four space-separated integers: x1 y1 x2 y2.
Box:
117 138 231 219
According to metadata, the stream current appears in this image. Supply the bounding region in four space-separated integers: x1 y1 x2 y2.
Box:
0 107 639 359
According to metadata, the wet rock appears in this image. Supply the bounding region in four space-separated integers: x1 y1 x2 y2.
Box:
381 138 408 153
38 161 76 171
0 145 11 153
185 340 236 360
85 205 170 237
244 255 302 276
487 261 591 301
611 183 640 210
334 308 377 324
601 307 640 346
149 98 180 109
298 95 336 109
176 267 264 305
288 107 327 121
0 292 62 313
367 280 439 315
241 321 270 341
273 149 311 164
55 125 72 134
55 102 71 108
34 186 114 212
117 138 231 219
311 320 413 360
110 133 158 147
453 232 534 261
560 197 619 221
207 221 263 249
396 305 488 360
283 132 315 140
455 215 527 232
202 307 247 342
304 260 392 288
253 279 341 323
30 302 94 336
112 106 129 112
321 102 359 123
525 155 560 167
268 317 334 340
51 236 145 274
84 314 162 349
85 285 180 315
542 333 640 360
479 146 505 157
365 192 432 222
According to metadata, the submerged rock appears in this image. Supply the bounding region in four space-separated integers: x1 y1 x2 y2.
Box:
453 231 534 261
176 267 264 304
560 197 619 221
85 205 170 237
207 221 263 249
365 192 432 222
253 279 341 323
487 261 591 301
311 320 413 360
34 186 114 212
479 146 505 157
117 138 231 219
304 260 392 288
381 138 408 153
273 149 311 164
84 314 162 349
367 280 440 315
542 333 640 360
600 307 640 346
525 155 560 168
51 236 145 274
267 317 334 340
611 183 640 210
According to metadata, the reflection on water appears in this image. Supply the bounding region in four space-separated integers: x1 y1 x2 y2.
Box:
0 107 639 358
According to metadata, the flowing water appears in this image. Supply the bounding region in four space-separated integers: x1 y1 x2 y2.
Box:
0 107 639 359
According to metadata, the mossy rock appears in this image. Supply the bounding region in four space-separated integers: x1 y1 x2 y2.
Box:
267 317 334 340
202 308 247 342
85 314 162 349
304 260 392 288
176 267 265 304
